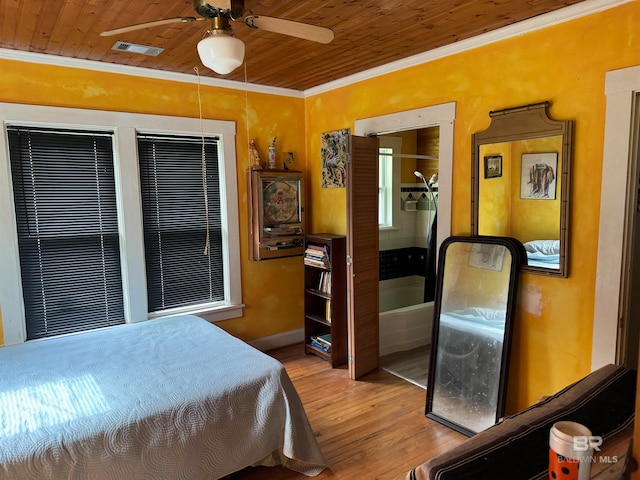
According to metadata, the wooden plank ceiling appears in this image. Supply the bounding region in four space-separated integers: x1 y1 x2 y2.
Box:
1 0 589 91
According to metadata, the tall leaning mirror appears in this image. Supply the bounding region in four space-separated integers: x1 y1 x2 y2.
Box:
425 236 526 436
471 102 573 277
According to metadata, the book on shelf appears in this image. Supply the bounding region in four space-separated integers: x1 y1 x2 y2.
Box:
304 256 329 268
310 334 332 352
315 333 332 347
325 299 331 323
303 244 330 268
310 338 331 353
306 244 327 253
317 271 332 294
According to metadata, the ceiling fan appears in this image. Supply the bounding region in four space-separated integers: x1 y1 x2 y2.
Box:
100 0 334 75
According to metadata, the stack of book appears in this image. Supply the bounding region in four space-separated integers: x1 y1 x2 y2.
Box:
303 244 330 268
310 334 332 352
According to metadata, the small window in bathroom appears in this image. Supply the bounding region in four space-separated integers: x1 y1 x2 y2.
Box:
379 147 393 227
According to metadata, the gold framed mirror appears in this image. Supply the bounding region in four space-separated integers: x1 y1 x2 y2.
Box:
471 102 573 277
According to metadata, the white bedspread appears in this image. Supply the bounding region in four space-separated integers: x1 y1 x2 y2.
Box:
0 315 326 479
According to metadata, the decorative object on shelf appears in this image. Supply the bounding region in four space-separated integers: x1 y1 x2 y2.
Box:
268 136 277 169
284 151 294 170
249 139 262 170
320 128 350 188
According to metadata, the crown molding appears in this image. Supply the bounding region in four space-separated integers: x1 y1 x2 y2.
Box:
0 0 631 99
304 0 633 96
0 48 303 98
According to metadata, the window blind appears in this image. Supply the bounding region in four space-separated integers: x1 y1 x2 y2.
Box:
138 135 224 312
8 127 125 340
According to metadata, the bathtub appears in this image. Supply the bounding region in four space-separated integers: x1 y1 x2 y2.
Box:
379 276 433 357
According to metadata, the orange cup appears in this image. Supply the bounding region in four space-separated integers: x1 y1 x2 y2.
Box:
549 421 593 480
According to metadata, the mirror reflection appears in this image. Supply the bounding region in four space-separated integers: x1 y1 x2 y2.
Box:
471 102 572 277
426 236 525 436
478 136 563 269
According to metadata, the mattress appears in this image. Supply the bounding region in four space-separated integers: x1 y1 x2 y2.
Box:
0 315 326 479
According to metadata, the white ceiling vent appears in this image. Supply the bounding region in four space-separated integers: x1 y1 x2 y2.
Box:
111 41 163 57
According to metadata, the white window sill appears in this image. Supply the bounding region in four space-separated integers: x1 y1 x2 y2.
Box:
149 303 245 323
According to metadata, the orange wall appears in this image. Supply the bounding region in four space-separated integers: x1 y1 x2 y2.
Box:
0 2 638 412
304 2 640 410
0 60 307 344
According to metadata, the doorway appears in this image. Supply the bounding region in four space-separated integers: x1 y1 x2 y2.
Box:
377 128 439 389
593 65 640 370
350 103 456 381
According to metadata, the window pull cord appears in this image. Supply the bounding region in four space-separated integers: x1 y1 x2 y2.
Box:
194 66 210 256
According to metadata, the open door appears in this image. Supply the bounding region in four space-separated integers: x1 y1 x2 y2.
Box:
346 135 380 379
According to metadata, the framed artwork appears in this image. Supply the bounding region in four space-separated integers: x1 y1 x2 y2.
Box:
484 155 502 179
468 243 505 271
320 128 350 188
248 169 304 261
520 152 558 200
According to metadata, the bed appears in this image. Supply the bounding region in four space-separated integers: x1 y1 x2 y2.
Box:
0 315 326 479
524 239 560 268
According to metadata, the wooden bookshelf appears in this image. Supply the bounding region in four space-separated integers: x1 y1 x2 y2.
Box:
303 233 347 368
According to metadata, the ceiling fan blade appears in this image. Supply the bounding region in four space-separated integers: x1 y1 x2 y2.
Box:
244 15 334 44
100 17 205 37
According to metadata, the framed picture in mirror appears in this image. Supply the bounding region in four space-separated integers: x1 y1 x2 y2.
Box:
468 243 505 271
484 155 502 179
520 152 558 200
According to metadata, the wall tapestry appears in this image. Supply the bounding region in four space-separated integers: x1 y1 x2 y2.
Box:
321 128 350 188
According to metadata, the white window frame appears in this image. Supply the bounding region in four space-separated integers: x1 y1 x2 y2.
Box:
0 103 243 345
378 136 403 229
378 147 393 227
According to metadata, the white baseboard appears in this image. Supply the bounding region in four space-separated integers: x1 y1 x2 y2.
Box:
248 328 304 352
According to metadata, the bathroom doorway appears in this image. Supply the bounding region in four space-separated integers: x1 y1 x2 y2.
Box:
353 103 456 388
377 128 439 389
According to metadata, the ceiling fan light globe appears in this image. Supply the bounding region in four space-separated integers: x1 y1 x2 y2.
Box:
197 34 245 75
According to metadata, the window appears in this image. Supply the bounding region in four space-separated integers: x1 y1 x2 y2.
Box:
378 136 403 228
0 103 242 345
8 127 125 340
138 135 224 313
379 147 393 226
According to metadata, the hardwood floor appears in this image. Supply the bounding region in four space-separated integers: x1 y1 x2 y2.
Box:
380 346 430 389
232 344 467 480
